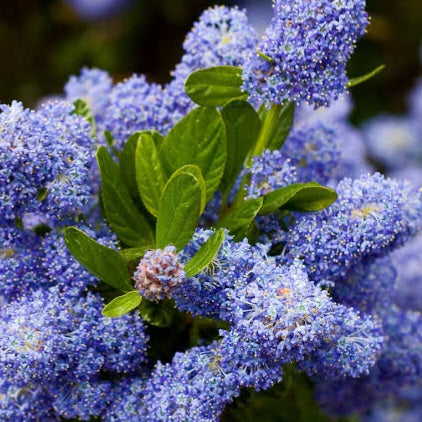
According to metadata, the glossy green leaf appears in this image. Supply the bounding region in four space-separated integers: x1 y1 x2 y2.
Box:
156 171 203 251
218 197 263 235
172 165 207 215
260 183 338 214
102 291 142 318
119 246 150 263
160 106 226 200
185 66 248 106
97 146 155 247
347 65 386 88
135 133 168 217
119 132 142 199
72 99 96 138
221 100 260 194
64 227 133 292
185 229 225 278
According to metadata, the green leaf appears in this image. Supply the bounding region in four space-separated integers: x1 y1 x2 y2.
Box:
97 146 155 247
135 133 168 217
218 197 263 235
64 227 133 292
260 183 338 214
220 100 260 195
160 106 227 200
119 132 142 199
347 65 386 88
185 66 248 107
72 99 96 138
156 170 203 251
119 246 150 263
102 291 142 318
252 102 295 158
185 229 225 278
172 165 207 215
139 299 175 327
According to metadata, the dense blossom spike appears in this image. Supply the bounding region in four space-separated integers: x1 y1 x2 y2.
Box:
282 173 422 284
278 121 340 184
174 229 269 318
315 307 422 417
140 342 241 422
299 305 384 379
242 0 369 107
167 6 259 119
0 379 57 422
332 256 397 312
245 151 298 199
65 67 113 125
0 287 149 386
52 378 112 420
0 101 94 225
0 224 116 301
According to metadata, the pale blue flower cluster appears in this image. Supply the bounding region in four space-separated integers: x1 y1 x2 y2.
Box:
0 101 95 226
242 0 369 107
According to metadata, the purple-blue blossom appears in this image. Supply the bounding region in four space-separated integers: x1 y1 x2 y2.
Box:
363 115 421 169
0 101 95 225
0 287 149 386
65 67 113 126
174 229 269 318
282 173 422 284
242 0 369 107
245 150 298 199
167 6 259 121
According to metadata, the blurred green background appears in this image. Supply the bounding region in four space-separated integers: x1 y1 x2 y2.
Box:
0 0 421 123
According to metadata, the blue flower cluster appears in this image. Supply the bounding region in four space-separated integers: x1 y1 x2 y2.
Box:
0 101 95 226
242 0 369 107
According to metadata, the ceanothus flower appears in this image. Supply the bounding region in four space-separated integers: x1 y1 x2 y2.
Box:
363 115 421 169
391 233 422 311
281 121 340 184
0 224 116 301
242 0 369 107
140 342 240 422
0 287 149 386
0 379 57 422
103 376 148 422
314 307 422 417
174 229 269 318
65 67 113 125
299 305 384 379
245 150 298 199
133 246 185 302
52 378 112 421
332 256 397 312
166 6 258 121
282 173 422 284
221 260 382 385
103 75 182 150
0 101 94 225
295 94 371 181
